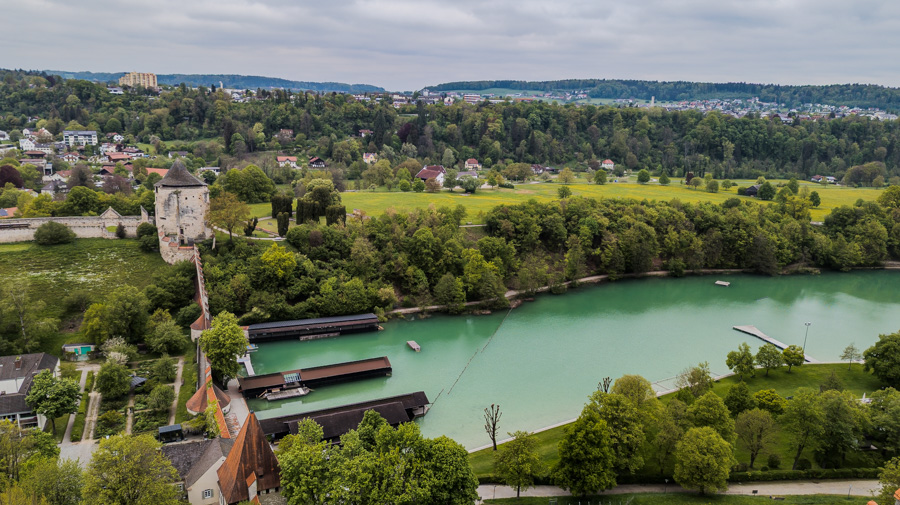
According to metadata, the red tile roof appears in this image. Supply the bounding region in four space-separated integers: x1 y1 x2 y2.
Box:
416 165 445 180
276 156 297 163
216 413 280 504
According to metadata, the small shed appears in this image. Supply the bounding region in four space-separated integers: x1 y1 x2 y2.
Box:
62 343 96 361
158 424 184 443
130 375 148 389
745 184 760 197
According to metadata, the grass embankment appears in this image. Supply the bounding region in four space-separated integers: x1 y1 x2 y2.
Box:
175 342 198 424
0 239 169 356
251 179 883 225
69 371 94 443
469 363 884 479
483 494 859 505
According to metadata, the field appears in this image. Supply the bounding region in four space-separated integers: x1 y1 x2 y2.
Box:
306 179 883 225
0 239 170 355
468 363 885 479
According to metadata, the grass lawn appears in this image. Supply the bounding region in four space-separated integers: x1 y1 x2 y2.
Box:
469 363 886 480
175 342 198 424
332 179 881 224
483 494 859 505
0 239 169 356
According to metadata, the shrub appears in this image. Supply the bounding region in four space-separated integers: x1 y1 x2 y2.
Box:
767 453 781 470
796 458 812 471
96 410 124 437
115 223 126 239
736 187 746 196
176 304 201 327
34 221 76 245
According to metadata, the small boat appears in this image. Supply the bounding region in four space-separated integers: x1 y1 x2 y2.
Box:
262 386 311 401
407 340 421 352
715 280 731 287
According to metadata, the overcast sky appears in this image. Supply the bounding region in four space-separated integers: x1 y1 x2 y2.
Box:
4 0 900 91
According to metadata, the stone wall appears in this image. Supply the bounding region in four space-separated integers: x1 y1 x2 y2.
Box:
0 213 149 244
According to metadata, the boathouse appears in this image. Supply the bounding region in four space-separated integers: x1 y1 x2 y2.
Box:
258 391 430 442
246 313 380 343
237 356 392 398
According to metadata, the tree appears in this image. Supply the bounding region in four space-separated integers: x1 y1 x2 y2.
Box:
21 457 83 505
83 434 180 505
758 181 776 200
0 165 24 188
675 361 713 398
81 303 111 345
147 385 175 412
753 389 787 415
458 176 478 193
593 170 607 185
412 179 425 192
95 362 130 399
552 408 616 497
817 389 868 467
494 431 544 498
105 286 149 344
33 222 76 245
483 404 502 451
781 388 824 469
587 391 645 473
782 344 805 372
636 169 650 184
809 190 821 207
723 381 756 417
841 343 862 369
434 273 465 314
199 311 248 383
278 430 332 505
0 279 58 353
558 167 575 185
25 370 79 435
150 354 177 383
610 374 659 416
207 192 251 241
557 185 572 199
865 331 900 386
756 343 784 376
876 457 900 505
145 319 186 355
735 408 777 468
277 212 289 237
687 391 735 443
726 342 756 380
706 179 719 193
674 427 735 494
659 172 670 185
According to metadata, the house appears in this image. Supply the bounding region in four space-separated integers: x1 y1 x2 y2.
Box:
276 156 298 169
601 159 615 171
0 207 17 218
162 438 235 505
745 184 760 197
62 130 98 147
61 152 82 163
42 173 65 183
61 343 96 361
216 413 282 504
415 165 446 185
107 87 124 95
0 131 8 141
31 144 55 156
362 152 377 164
811 175 823 183
308 156 326 168
826 176 837 184
147 168 170 178
20 159 47 172
42 180 68 197
198 167 221 175
0 353 60 429
278 129 293 138
107 152 131 163
464 158 482 170
456 170 478 179
22 150 47 159
18 138 35 151
531 164 545 175
358 129 373 137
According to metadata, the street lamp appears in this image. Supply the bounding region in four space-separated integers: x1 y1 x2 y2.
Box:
802 322 812 357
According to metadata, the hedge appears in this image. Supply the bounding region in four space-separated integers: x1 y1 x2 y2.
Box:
477 468 881 486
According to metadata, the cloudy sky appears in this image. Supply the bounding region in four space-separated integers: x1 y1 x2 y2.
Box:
4 0 900 91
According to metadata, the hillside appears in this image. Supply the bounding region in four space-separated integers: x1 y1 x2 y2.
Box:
44 70 385 93
427 79 900 111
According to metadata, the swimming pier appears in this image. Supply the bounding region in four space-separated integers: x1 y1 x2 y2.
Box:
732 325 819 363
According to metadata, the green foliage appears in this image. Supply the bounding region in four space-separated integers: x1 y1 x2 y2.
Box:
756 343 785 376
865 331 900 387
753 389 788 415
20 457 83 505
637 169 650 184
876 457 900 505
687 391 736 443
459 176 479 193
434 273 466 314
658 172 670 185
557 185 572 199
552 407 616 497
145 319 186 355
493 431 544 498
723 382 756 417
200 311 248 382
783 345 805 372
149 354 177 382
220 164 275 203
593 170 607 185
781 388 825 470
83 434 180 505
147 385 175 412
675 361 713 398
33 221 76 245
95 362 130 399
586 391 646 473
735 408 777 469
25 370 79 435
674 426 735 494
726 342 756 380
106 286 150 343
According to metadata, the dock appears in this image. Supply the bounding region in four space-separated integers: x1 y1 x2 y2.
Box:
407 340 421 352
238 356 392 398
715 280 731 287
237 354 255 376
246 313 380 344
732 325 819 363
264 387 310 401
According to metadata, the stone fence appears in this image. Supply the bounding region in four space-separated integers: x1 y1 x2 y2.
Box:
0 207 150 243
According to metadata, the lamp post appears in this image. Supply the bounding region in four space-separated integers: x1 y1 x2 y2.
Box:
802 322 812 358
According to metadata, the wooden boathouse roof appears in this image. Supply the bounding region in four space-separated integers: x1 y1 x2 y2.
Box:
238 356 391 393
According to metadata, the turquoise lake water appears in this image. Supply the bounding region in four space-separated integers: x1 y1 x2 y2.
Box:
247 271 900 449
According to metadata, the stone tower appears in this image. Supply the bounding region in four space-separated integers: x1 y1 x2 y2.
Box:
154 161 211 264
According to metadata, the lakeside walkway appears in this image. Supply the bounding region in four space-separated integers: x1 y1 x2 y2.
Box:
733 325 820 363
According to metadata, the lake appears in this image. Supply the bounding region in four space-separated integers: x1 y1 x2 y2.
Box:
247 271 900 449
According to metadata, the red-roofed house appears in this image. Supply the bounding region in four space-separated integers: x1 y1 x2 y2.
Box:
359 129 373 137
464 158 482 170
601 159 615 171
363 152 377 164
147 168 169 178
415 165 446 185
276 156 298 169
107 152 130 163
308 156 326 168
216 413 281 504
61 152 82 163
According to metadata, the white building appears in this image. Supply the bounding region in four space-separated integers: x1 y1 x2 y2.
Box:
62 130 98 147
0 353 60 429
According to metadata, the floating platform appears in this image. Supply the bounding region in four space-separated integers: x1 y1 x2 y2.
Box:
246 313 380 343
407 340 421 352
732 325 819 363
238 356 392 398
715 280 731 287
258 391 430 442
264 387 310 401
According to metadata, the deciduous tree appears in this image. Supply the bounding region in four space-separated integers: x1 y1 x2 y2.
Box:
674 426 735 494
199 311 248 383
553 408 616 497
781 388 824 469
83 434 180 505
865 331 900 386
726 342 756 380
841 343 862 369
25 370 79 435
782 344 805 372
735 408 777 468
756 343 784 376
494 431 544 498
483 404 502 451
207 191 251 242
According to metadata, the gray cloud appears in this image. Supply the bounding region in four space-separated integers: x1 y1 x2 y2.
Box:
2 0 899 90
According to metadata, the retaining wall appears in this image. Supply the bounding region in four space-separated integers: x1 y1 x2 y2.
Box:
0 214 149 243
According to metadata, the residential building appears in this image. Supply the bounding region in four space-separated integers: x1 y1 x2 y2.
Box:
0 131 8 141
463 94 481 104
415 165 446 185
308 156 326 168
362 152 377 164
464 158 482 170
0 353 60 429
601 159 615 171
119 72 158 89
359 129 373 137
61 152 81 163
216 413 281 504
62 130 98 147
61 343 95 361
745 184 760 197
107 87 124 95
162 438 234 505
198 166 221 175
0 207 17 218
276 156 298 169
42 180 68 196
18 138 35 151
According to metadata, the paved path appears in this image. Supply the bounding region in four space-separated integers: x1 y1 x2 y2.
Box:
124 394 135 435
477 480 880 501
225 378 250 431
169 357 185 425
84 391 101 441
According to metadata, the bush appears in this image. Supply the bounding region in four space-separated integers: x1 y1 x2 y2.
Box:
736 187 746 196
796 458 812 471
115 223 126 239
137 222 159 251
96 410 124 437
34 221 76 245
176 304 201 327
767 453 781 470
498 182 514 189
